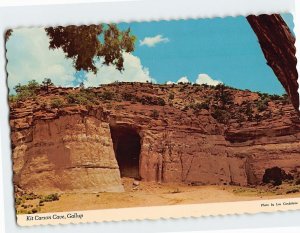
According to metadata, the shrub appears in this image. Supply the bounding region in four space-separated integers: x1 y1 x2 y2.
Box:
66 92 96 106
197 102 210 110
9 95 18 103
27 80 40 92
168 93 175 100
40 101 47 109
122 93 134 101
32 208 38 214
50 98 64 108
269 94 281 101
41 193 59 202
101 91 114 100
15 197 22 206
254 114 262 122
150 109 159 119
157 97 166 106
244 102 253 119
281 93 290 105
139 95 165 106
12 80 42 101
256 99 268 112
212 108 231 124
214 84 233 105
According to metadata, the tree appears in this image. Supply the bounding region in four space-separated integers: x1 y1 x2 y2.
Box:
45 24 136 74
79 82 85 89
12 80 40 101
27 80 40 93
13 83 23 94
42 78 54 92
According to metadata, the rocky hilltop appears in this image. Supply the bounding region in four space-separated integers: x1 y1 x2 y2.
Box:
9 82 300 194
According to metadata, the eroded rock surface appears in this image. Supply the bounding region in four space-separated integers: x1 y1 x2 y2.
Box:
10 83 300 194
247 14 299 112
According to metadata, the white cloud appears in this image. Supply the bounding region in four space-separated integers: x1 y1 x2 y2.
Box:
6 28 75 92
177 76 190 84
166 81 175 85
139 35 169 47
84 53 155 87
195 74 222 86
6 28 155 92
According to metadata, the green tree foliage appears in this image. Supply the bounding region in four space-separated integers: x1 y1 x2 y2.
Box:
45 24 136 74
188 101 210 111
66 89 99 106
27 80 40 92
50 98 64 108
122 92 135 101
42 78 54 92
214 84 233 106
212 108 231 124
256 99 269 112
101 90 114 100
11 80 41 102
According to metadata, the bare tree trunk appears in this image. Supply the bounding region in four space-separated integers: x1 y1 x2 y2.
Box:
247 14 299 112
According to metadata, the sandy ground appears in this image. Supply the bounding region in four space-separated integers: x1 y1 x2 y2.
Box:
21 178 299 214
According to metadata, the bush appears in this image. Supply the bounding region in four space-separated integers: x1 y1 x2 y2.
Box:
269 94 281 101
41 193 60 202
50 98 64 108
122 93 134 101
32 208 38 214
214 84 233 105
15 197 22 206
12 80 43 102
212 108 231 124
66 91 96 106
168 93 175 100
157 97 166 106
27 80 40 92
243 102 253 119
281 94 290 105
256 99 268 112
188 101 210 112
101 91 114 100
17 89 36 101
150 110 159 119
9 95 18 103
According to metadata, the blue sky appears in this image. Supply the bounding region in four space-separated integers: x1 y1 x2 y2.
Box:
6 14 294 94
119 14 294 94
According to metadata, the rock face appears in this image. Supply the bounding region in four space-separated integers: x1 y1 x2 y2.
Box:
247 14 299 112
12 113 124 194
9 83 300 194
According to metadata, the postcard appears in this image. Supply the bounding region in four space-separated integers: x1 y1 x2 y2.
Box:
5 13 300 226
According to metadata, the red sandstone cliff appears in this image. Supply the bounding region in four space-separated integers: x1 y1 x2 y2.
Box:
9 83 300 194
247 14 299 112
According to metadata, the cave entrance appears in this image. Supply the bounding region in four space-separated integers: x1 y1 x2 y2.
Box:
110 125 141 179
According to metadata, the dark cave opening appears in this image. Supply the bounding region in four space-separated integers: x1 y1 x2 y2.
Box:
110 125 141 179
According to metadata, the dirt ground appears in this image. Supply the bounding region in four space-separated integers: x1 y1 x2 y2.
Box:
15 178 300 214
